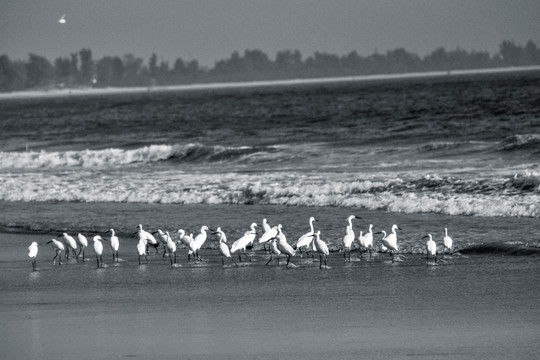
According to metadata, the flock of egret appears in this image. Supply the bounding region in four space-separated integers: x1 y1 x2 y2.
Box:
27 215 454 271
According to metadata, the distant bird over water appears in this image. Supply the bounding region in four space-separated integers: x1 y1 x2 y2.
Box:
58 14 66 24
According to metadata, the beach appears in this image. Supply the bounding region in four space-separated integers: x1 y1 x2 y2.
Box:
1 69 540 359
1 202 540 360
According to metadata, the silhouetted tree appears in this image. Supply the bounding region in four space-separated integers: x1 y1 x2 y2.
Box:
25 53 53 88
79 48 94 85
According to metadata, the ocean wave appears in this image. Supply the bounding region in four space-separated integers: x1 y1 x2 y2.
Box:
496 134 540 153
458 242 540 256
1 171 539 218
0 143 279 169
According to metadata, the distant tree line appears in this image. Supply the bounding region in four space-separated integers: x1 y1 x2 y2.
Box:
0 40 539 92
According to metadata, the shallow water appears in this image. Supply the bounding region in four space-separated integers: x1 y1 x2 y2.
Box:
2 232 539 360
1 203 540 359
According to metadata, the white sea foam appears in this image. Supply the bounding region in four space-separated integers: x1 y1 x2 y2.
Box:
1 170 538 218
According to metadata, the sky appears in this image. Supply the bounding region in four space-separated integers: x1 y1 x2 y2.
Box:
1 0 539 67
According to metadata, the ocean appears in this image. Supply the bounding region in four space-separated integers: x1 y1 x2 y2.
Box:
1 69 539 359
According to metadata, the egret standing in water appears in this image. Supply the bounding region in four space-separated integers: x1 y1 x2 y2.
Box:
423 234 437 263
61 232 78 260
137 224 159 254
92 235 106 268
359 224 374 257
107 229 120 262
189 226 209 261
137 238 148 265
313 231 330 269
342 215 361 261
46 239 65 265
443 228 453 256
163 231 177 266
259 223 278 252
77 233 88 261
213 227 237 267
28 242 39 271
231 223 257 262
154 229 169 257
294 216 318 258
58 14 66 24
265 237 282 266
259 218 272 252
275 224 296 267
376 224 401 261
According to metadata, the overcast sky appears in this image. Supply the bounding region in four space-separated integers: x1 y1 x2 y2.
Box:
1 0 539 67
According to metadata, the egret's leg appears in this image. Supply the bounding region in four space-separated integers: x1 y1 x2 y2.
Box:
265 255 273 266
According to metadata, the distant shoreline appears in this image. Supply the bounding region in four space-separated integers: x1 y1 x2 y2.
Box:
1 65 539 100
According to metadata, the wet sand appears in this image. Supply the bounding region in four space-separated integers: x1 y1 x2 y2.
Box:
1 230 539 360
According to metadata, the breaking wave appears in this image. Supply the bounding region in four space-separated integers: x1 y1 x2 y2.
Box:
0 143 279 169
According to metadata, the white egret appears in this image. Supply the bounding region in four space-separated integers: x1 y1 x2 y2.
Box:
258 218 272 252
165 231 177 266
177 229 193 248
265 237 282 266
58 14 66 24
443 228 453 256
28 242 39 271
275 224 295 267
189 226 209 261
295 216 318 258
313 231 330 269
213 227 237 266
60 232 78 260
359 224 374 257
376 224 401 260
137 224 159 254
46 239 65 265
137 238 148 265
423 234 437 263
76 233 88 261
154 229 170 257
378 231 388 252
107 229 120 263
259 223 278 250
92 235 106 268
231 223 257 262
342 215 361 261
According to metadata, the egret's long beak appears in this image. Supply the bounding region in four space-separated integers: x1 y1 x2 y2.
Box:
422 235 429 239
374 231 382 234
